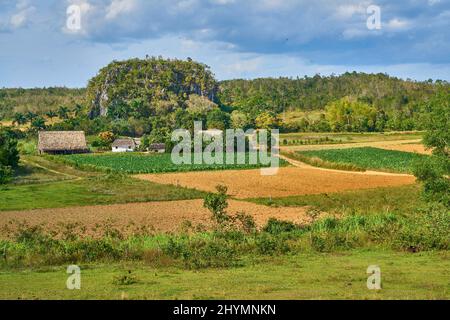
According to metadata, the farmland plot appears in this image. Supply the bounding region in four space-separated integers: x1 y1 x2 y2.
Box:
60 153 285 174
297 147 428 173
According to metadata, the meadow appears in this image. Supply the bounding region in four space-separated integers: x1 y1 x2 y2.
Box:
58 152 285 174
296 147 427 173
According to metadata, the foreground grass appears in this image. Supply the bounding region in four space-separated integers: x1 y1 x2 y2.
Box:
0 175 205 211
297 147 427 173
0 250 448 300
248 184 423 215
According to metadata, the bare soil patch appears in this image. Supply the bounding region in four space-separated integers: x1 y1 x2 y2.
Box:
135 167 415 199
280 139 423 152
0 200 309 237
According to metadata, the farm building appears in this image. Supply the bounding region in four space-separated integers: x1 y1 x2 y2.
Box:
112 138 140 153
38 131 89 155
148 143 166 153
199 129 223 138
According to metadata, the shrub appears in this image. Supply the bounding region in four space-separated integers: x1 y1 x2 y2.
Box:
0 165 12 184
203 185 230 226
396 203 449 251
263 218 299 235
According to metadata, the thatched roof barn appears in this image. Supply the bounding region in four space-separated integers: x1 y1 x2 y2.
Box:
38 131 89 154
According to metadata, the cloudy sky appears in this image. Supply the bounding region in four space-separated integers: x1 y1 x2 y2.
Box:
0 0 449 87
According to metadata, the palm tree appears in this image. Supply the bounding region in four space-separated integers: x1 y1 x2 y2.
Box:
25 111 38 124
58 106 69 119
73 104 83 117
12 112 27 126
31 116 46 130
45 110 57 121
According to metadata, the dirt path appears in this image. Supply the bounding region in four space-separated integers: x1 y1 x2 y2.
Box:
20 158 82 180
0 199 310 237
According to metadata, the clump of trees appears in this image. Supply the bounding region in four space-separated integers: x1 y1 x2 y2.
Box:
0 128 20 184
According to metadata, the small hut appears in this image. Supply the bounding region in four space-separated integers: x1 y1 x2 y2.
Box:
112 138 138 153
148 143 166 153
38 131 89 155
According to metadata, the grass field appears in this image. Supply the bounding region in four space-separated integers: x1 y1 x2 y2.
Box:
248 184 423 215
0 250 448 299
59 152 285 174
296 147 427 173
0 175 205 211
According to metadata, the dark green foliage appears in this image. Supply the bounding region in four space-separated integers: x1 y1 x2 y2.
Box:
263 218 299 235
0 128 20 168
413 88 450 207
0 165 12 184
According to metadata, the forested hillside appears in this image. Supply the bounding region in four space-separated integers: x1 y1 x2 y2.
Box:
218 73 442 113
1 58 448 136
0 87 85 120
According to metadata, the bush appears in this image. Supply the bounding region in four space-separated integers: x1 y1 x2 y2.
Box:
263 218 299 235
0 165 12 184
396 203 449 251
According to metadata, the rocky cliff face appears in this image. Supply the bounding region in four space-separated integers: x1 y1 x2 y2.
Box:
86 57 218 118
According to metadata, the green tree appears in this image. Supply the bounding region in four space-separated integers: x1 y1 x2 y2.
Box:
206 109 230 130
0 129 20 169
31 116 46 130
203 185 230 225
325 97 377 132
255 112 279 130
230 110 251 130
413 89 450 207
58 106 70 119
12 112 27 126
45 110 58 121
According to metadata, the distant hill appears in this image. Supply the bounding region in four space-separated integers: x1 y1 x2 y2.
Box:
0 87 85 120
86 57 218 118
218 72 446 113
1 59 448 131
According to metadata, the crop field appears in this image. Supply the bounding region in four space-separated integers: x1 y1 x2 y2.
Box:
59 152 285 174
136 167 415 199
297 147 428 173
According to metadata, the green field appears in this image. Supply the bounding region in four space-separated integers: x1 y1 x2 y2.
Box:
0 250 448 300
297 147 427 173
59 152 285 174
248 184 423 215
0 175 205 211
0 156 205 211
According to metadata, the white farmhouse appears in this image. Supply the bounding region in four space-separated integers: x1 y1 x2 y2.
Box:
112 138 138 153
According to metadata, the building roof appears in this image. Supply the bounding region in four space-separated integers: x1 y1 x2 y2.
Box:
38 131 88 152
149 143 166 150
112 138 137 149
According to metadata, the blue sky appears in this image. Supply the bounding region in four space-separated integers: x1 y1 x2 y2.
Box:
0 0 449 88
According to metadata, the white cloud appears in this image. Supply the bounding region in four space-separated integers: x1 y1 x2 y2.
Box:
386 18 410 31
105 0 137 20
